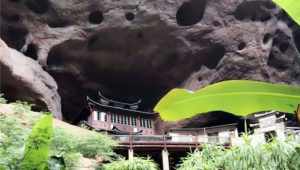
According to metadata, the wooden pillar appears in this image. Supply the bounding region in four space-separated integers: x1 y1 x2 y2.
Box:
128 149 134 160
162 149 169 170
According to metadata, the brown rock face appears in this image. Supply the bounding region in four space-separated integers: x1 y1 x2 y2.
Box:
0 39 62 119
1 0 300 122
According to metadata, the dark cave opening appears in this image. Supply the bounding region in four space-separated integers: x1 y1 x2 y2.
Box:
263 33 272 44
273 30 291 53
204 44 225 69
88 11 103 24
23 43 38 60
176 0 207 26
212 21 221 27
267 52 288 70
181 111 243 129
197 77 202 82
234 1 272 22
0 22 28 50
25 0 50 14
279 42 289 53
125 12 135 21
238 42 246 50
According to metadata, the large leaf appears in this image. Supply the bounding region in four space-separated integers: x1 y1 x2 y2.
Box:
273 0 300 25
154 80 300 121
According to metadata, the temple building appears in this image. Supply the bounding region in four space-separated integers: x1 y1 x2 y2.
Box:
86 91 157 135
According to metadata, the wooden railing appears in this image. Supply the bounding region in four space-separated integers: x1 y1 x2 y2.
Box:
112 135 233 149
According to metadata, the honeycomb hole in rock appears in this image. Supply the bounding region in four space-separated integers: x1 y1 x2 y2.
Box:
293 29 300 53
125 12 135 21
279 42 289 53
1 24 28 50
234 1 271 22
25 0 50 14
48 19 70 28
267 52 288 70
88 11 103 24
263 33 272 44
205 44 225 69
212 21 221 27
238 42 246 50
176 0 207 26
23 43 38 60
197 77 202 82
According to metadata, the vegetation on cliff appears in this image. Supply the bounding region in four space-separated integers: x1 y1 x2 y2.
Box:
0 94 118 170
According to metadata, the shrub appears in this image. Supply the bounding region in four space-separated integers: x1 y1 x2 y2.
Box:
102 157 158 170
0 115 30 169
0 94 7 104
177 145 224 170
50 128 118 169
12 100 34 113
20 115 53 170
76 133 117 159
177 135 300 170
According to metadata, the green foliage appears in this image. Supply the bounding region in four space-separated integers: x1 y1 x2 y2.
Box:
50 128 117 169
273 0 300 25
76 133 117 159
20 115 53 170
12 100 34 113
177 137 300 170
177 145 224 170
0 115 30 169
102 157 158 170
0 94 7 104
154 80 300 121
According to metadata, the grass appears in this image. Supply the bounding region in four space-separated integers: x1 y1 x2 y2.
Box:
154 80 300 121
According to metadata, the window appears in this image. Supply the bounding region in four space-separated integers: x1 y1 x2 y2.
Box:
140 117 144 127
93 111 98 121
121 115 124 124
111 114 116 123
146 119 151 128
124 115 127 125
99 112 106 122
132 116 136 126
117 114 120 124
264 131 277 143
207 132 219 143
127 116 131 125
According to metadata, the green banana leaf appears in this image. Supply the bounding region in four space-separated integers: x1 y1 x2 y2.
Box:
273 0 300 25
154 80 300 121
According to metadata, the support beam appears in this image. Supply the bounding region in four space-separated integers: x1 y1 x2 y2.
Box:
162 149 170 170
128 149 134 160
